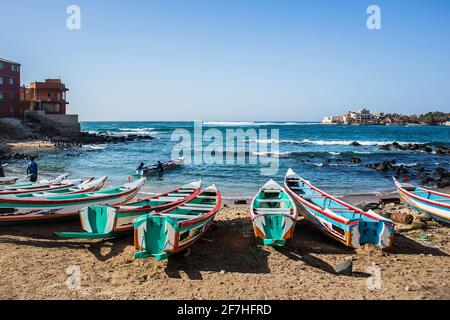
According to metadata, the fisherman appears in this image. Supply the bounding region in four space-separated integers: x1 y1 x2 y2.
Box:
0 160 5 178
27 156 38 182
157 160 164 175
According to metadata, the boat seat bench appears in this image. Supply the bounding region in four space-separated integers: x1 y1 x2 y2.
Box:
178 206 212 212
256 199 291 203
160 213 202 219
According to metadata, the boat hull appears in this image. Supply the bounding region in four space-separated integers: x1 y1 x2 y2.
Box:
285 169 394 249
134 184 221 260
250 180 298 247
0 180 143 225
55 181 202 239
395 181 450 225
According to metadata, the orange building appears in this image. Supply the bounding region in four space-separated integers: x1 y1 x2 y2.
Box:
21 79 69 114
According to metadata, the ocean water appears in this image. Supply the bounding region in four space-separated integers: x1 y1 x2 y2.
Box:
4 121 450 199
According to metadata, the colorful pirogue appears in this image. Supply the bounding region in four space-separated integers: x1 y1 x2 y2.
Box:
0 178 145 225
250 179 298 246
56 180 202 239
394 177 450 225
0 177 20 185
285 169 394 249
0 176 93 196
134 184 221 261
0 173 70 191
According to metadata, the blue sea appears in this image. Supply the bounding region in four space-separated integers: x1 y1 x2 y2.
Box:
5 122 450 199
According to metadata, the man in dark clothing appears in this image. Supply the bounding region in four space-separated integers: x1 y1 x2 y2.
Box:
157 161 164 175
0 161 5 178
27 157 38 182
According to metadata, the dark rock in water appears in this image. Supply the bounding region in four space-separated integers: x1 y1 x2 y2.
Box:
379 197 401 205
335 260 352 276
395 165 408 175
349 141 361 146
350 157 361 163
421 175 434 185
435 167 447 179
375 161 395 172
0 153 38 161
436 177 450 188
234 199 247 205
378 142 450 154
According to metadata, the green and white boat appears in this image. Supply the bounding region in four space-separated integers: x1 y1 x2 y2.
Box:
55 180 202 239
134 184 221 261
250 179 298 246
0 178 145 225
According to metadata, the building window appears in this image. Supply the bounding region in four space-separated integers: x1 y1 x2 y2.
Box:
9 92 14 100
48 92 52 99
11 65 19 72
0 62 4 69
0 92 3 100
8 78 14 85
0 77 3 85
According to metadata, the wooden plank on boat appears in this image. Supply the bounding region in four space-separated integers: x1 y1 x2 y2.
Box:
183 203 216 208
162 213 202 219
256 208 291 212
196 196 217 199
256 199 291 203
155 196 185 202
178 206 212 212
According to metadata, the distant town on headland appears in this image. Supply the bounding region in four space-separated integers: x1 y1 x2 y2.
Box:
322 109 450 126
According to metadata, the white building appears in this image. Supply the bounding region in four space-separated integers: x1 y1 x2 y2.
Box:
322 116 343 124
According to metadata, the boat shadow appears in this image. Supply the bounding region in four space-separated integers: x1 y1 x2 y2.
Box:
274 221 370 278
389 233 448 256
164 217 271 280
0 221 130 261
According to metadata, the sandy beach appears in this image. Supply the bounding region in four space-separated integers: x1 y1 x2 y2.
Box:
0 201 448 300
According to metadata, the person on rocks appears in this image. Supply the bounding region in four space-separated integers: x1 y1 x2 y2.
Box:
27 156 38 182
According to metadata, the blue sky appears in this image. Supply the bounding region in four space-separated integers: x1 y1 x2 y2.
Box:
1 0 449 121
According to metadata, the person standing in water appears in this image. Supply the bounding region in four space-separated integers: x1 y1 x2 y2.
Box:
136 162 145 175
27 157 38 182
0 160 5 178
157 161 164 176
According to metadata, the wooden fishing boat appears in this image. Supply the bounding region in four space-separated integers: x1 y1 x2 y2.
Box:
56 180 202 239
9 177 107 198
136 157 185 176
0 174 70 190
0 178 146 225
0 176 91 196
250 179 298 246
394 177 450 225
285 169 394 249
0 177 20 185
134 184 221 261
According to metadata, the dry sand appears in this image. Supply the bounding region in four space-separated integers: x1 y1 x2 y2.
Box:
6 140 55 153
0 202 448 300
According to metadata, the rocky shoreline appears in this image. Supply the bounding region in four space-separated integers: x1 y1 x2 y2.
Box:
344 141 450 188
0 131 155 160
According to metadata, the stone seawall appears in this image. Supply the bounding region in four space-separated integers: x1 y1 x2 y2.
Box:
24 111 81 135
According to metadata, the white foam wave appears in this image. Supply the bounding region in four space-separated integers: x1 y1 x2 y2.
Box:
83 144 107 150
202 121 315 126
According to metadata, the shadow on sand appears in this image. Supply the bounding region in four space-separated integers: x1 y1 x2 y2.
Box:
0 220 130 261
164 217 271 280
